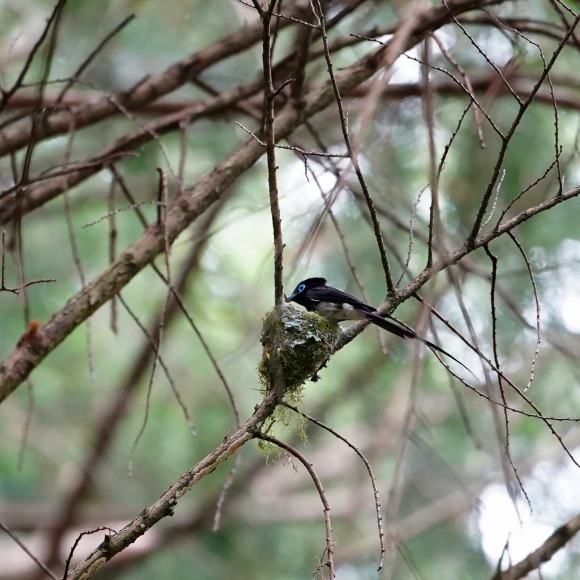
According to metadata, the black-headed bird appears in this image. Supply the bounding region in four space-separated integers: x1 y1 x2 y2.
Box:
288 277 471 373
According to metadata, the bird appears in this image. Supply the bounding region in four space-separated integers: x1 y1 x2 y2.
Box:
288 277 472 374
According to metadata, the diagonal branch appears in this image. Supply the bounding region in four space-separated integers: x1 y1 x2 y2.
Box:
64 389 282 580
490 513 580 580
0 0 507 404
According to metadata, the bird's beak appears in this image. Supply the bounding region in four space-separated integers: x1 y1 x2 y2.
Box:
287 293 296 301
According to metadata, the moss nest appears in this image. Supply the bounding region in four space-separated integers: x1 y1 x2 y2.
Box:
258 303 341 395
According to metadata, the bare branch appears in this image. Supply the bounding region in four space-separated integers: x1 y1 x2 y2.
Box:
490 513 580 580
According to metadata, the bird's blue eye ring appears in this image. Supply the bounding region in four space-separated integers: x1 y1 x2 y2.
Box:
298 283 306 292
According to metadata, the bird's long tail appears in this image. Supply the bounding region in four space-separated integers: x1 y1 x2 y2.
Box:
365 311 475 377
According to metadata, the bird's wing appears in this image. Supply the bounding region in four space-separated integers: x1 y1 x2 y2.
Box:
305 285 476 377
306 286 376 313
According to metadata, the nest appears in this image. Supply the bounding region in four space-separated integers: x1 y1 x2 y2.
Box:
258 303 341 395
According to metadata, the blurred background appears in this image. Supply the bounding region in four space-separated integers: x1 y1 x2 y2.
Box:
0 0 579 578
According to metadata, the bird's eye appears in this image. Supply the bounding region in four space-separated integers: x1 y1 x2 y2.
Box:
298 283 306 292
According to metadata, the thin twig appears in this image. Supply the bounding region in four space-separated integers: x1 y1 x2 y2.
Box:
311 0 396 293
253 431 335 579
55 14 136 103
254 0 285 306
0 517 58 580
507 232 542 392
282 402 385 571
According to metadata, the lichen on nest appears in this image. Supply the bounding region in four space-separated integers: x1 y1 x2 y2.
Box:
258 302 341 397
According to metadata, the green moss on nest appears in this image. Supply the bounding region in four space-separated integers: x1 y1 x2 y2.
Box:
258 303 341 396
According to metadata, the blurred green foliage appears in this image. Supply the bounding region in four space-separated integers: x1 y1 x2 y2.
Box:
0 0 579 579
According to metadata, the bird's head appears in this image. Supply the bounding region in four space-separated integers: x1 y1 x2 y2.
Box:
288 277 326 304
